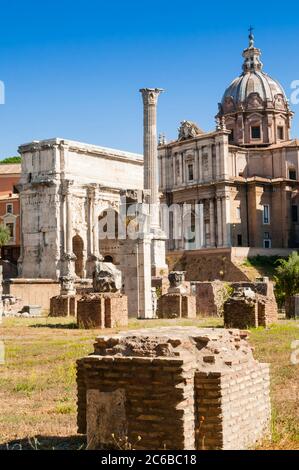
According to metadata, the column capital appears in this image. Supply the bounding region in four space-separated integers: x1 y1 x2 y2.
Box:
139 88 164 105
61 179 74 196
87 183 98 199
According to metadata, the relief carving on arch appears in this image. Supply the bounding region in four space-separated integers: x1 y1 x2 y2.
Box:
72 196 88 234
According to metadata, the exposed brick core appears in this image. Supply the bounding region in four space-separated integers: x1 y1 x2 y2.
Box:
77 327 271 450
157 293 196 319
77 293 128 329
194 281 228 317
49 295 76 317
224 288 278 329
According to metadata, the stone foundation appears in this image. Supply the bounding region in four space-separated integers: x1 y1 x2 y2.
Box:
77 327 271 450
77 293 128 329
49 295 76 317
157 293 196 319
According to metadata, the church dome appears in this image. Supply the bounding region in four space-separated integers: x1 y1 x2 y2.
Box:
217 30 293 147
222 70 287 106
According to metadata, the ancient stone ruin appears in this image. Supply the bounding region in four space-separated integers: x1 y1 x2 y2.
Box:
224 280 278 328
194 280 230 317
77 326 271 450
285 295 299 319
77 261 128 329
157 271 196 319
49 274 77 317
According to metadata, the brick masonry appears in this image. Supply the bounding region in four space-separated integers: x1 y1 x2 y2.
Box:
157 293 196 319
49 295 76 317
77 327 271 450
194 281 229 317
77 293 128 329
224 286 278 329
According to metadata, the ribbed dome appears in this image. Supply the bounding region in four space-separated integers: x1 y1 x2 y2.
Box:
222 70 287 105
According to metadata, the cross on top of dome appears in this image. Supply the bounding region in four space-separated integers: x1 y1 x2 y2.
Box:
242 28 263 73
248 26 254 48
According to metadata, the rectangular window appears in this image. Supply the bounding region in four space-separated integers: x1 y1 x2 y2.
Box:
237 234 242 246
263 239 271 249
6 203 13 214
251 126 261 139
263 205 270 224
188 164 194 181
289 169 296 180
292 205 298 223
264 232 270 239
6 223 14 239
277 126 284 140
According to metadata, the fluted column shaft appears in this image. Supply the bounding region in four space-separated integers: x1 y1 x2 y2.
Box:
140 88 163 229
209 198 215 247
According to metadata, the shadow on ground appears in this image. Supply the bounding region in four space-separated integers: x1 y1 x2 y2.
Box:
29 323 78 330
0 435 86 450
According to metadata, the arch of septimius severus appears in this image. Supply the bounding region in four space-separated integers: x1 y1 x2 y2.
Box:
16 89 167 318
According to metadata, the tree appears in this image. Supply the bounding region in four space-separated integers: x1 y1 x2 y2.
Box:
0 224 11 259
0 156 21 164
274 251 299 306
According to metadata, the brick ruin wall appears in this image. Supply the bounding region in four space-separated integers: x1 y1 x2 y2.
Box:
77 327 271 450
224 297 258 329
195 280 278 325
166 249 249 282
49 295 76 317
194 281 229 317
195 364 270 450
157 294 196 319
77 293 128 329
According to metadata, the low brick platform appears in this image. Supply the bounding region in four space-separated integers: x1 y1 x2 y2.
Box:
77 293 128 329
49 295 76 317
77 327 271 450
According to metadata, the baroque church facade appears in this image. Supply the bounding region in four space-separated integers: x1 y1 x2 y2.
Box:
158 32 299 252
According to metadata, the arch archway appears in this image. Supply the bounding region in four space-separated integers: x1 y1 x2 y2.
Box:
103 255 114 263
98 207 121 265
72 235 84 278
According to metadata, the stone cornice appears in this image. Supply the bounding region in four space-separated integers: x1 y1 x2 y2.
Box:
18 138 143 165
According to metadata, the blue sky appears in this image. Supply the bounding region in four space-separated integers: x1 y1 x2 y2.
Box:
0 0 298 158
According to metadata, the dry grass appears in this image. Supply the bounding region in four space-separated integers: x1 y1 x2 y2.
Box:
0 316 298 449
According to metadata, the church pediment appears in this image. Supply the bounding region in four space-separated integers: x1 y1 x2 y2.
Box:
178 120 203 141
